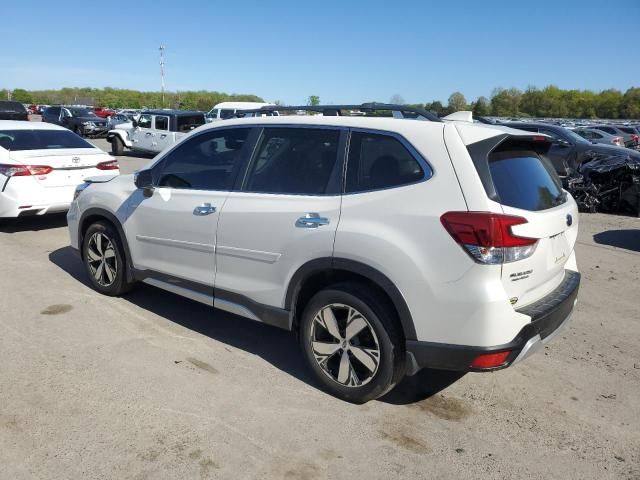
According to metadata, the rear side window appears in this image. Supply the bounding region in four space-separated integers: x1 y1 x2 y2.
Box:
346 132 426 193
489 151 564 211
244 128 340 195
155 116 169 130
0 129 93 151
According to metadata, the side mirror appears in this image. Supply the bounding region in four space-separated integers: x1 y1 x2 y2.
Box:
132 119 138 128
134 169 154 197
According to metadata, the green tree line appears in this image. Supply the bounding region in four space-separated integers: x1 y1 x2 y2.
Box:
0 87 264 111
412 85 640 119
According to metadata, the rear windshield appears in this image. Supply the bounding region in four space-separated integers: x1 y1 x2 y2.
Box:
176 114 206 132
0 101 27 113
619 127 636 134
0 129 94 151
489 151 565 211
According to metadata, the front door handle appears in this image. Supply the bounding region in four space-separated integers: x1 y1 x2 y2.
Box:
145 132 152 136
295 212 330 228
193 203 217 216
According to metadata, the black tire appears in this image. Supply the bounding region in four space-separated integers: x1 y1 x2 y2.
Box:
299 283 405 403
82 221 135 296
74 126 84 137
111 136 124 156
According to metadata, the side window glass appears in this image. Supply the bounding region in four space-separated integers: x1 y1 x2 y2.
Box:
155 116 169 131
220 109 235 119
346 132 426 193
138 114 152 128
153 128 250 190
244 128 340 195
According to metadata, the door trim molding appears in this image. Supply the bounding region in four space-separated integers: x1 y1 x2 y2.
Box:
136 234 215 253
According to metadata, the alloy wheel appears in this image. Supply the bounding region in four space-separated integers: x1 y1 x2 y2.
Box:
87 232 118 287
309 303 381 387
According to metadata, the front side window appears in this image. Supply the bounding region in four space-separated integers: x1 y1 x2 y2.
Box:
244 128 340 195
346 132 426 193
153 128 251 190
154 116 169 130
138 114 152 128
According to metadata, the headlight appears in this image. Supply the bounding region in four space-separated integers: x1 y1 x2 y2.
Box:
73 182 91 200
82 121 95 126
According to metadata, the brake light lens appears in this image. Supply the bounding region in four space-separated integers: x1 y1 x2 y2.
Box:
0 163 53 177
631 134 639 143
96 160 119 170
612 137 623 146
441 212 538 264
470 351 511 369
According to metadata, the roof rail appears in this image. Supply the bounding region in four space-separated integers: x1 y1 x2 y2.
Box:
234 102 441 122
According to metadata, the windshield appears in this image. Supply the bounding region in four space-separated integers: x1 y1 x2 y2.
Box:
0 129 94 150
68 108 97 118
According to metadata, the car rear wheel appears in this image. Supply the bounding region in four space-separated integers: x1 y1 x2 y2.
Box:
82 221 135 296
111 136 124 156
300 284 405 403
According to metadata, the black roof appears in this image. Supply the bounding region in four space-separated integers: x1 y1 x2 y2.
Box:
141 109 203 116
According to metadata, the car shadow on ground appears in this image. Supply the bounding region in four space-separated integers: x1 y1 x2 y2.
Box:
49 245 463 404
0 213 68 233
593 229 640 252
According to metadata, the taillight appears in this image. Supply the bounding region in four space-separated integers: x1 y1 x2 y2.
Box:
631 134 639 142
440 212 538 265
0 163 53 177
612 137 622 146
96 160 119 170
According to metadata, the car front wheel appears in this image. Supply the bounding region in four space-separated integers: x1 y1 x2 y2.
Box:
300 284 405 403
82 221 135 296
111 136 124 156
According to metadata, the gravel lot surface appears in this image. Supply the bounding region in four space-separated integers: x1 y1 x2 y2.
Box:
0 131 638 479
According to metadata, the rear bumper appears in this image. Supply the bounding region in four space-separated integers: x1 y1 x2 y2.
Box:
405 270 581 374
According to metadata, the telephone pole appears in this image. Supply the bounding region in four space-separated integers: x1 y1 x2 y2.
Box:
159 45 166 107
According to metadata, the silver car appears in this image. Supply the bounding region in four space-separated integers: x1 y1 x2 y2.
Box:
590 125 636 147
573 127 624 147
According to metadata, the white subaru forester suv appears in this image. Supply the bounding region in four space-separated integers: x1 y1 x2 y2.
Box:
67 104 580 403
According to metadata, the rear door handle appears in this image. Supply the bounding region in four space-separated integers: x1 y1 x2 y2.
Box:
145 132 152 136
160 134 167 139
193 203 217 216
296 212 330 228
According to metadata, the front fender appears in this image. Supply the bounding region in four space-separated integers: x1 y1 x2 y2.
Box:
107 129 133 147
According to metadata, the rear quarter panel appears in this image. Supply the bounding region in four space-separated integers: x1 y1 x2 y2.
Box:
334 123 523 346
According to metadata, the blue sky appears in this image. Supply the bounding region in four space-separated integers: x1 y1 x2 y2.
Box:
2 0 639 104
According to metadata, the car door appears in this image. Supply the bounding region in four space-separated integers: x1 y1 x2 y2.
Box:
123 126 258 298
153 115 172 152
131 113 154 151
215 126 345 313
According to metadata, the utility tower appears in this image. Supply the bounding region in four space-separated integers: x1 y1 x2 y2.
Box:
159 45 166 106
